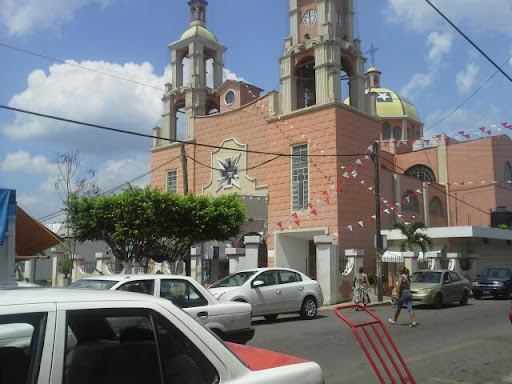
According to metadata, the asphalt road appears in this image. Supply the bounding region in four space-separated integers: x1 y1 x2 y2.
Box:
247 298 512 384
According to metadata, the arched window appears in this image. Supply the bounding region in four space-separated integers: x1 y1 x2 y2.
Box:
392 126 401 141
295 57 316 109
429 197 445 217
382 122 391 140
405 165 436 183
401 190 419 213
505 161 512 185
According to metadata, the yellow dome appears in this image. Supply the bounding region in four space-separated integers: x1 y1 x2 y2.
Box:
180 23 217 42
344 87 420 121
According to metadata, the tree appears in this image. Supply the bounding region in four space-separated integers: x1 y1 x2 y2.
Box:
67 187 246 271
391 221 433 254
53 151 99 261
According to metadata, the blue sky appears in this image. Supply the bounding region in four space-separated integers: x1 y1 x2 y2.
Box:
1 0 511 221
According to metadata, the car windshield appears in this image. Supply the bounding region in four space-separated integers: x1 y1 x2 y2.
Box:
479 268 511 278
410 271 441 284
68 279 118 290
210 271 257 288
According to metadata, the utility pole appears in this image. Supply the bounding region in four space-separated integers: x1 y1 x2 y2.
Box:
180 143 191 276
372 140 383 302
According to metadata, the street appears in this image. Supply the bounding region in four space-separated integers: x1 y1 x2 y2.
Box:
247 298 512 384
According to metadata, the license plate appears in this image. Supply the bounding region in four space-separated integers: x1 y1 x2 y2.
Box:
483 290 490 295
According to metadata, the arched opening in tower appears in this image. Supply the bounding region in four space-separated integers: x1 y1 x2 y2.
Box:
295 56 316 109
340 54 355 107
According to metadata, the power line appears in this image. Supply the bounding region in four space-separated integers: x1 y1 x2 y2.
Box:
0 104 368 158
424 0 512 83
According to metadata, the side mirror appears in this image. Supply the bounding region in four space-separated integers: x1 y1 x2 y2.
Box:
252 280 264 288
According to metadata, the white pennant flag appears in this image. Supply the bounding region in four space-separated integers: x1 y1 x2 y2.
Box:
384 209 390 214
404 222 410 225
383 200 388 204
397 214 403 218
351 170 358 177
333 231 339 237
368 186 373 191
360 180 366 184
371 215 376 219
355 159 363 166
342 172 350 178
415 189 422 194
347 225 353 231
358 221 364 227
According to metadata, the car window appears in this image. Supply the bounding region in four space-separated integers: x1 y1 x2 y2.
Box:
63 308 218 384
449 272 461 282
0 312 47 384
410 271 441 283
209 271 257 288
68 279 118 290
160 280 208 308
443 273 451 283
118 280 155 295
255 270 278 286
278 270 302 284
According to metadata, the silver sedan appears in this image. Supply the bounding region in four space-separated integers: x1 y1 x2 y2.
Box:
208 267 324 321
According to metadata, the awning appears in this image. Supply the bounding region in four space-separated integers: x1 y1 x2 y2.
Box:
15 207 63 256
382 251 404 263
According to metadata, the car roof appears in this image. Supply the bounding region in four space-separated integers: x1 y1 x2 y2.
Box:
0 287 164 306
238 267 302 273
76 274 195 282
413 269 452 273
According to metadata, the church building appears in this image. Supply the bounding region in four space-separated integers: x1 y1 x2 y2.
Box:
151 0 512 302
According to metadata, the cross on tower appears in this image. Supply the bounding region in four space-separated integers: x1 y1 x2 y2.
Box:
366 43 380 66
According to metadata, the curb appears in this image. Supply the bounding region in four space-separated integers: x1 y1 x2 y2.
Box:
319 300 392 312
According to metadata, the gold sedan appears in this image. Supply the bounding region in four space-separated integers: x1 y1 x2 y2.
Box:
392 269 471 309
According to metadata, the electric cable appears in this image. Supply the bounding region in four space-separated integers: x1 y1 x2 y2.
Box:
424 0 512 83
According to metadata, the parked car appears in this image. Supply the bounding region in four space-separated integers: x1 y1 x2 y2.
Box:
471 267 512 299
208 267 324 321
0 288 325 384
392 269 471 309
69 274 254 344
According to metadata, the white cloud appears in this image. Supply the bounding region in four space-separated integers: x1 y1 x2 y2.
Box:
427 32 453 66
400 72 435 98
95 156 150 192
456 63 480 93
0 151 56 174
385 0 512 36
0 0 114 37
3 60 164 155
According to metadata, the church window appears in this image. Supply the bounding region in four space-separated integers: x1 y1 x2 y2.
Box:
392 126 401 141
292 144 309 211
505 161 512 185
429 197 445 217
166 170 178 194
402 191 419 214
382 123 391 140
405 165 436 183
224 90 235 106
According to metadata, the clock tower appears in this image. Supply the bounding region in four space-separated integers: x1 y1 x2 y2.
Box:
279 0 368 114
155 0 226 147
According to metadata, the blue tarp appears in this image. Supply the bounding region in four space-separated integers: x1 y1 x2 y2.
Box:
0 189 16 245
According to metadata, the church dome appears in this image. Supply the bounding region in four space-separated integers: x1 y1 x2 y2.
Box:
344 66 420 121
180 21 217 42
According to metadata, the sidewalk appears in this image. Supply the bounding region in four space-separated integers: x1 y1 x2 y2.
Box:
319 290 392 312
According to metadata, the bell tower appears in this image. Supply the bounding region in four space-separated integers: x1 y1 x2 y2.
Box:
279 0 367 115
157 0 226 147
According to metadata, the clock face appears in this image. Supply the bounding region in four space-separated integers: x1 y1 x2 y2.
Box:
302 9 318 27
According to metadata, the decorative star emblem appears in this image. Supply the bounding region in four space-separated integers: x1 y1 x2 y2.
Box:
217 154 241 191
376 92 391 102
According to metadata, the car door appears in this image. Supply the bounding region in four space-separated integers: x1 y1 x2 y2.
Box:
0 303 56 384
449 272 464 300
251 270 282 315
277 270 304 311
441 272 456 302
159 278 211 327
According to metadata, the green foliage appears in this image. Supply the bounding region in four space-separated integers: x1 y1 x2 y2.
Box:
66 186 246 265
391 221 433 253
497 224 510 230
58 259 73 277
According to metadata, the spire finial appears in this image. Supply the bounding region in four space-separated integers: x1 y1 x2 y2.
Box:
366 43 380 66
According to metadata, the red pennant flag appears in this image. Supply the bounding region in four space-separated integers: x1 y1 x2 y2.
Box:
337 185 343 192
486 130 492 135
311 209 317 216
323 190 329 196
479 127 485 132
291 212 298 220
294 220 300 226
276 221 283 230
307 202 313 209
463 134 470 139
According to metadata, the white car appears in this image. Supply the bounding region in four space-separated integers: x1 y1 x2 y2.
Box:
69 274 254 344
0 288 325 384
209 267 324 321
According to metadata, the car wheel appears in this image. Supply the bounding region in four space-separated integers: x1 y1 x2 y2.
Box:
474 293 481 300
300 296 317 320
459 291 468 306
433 293 443 309
263 315 278 322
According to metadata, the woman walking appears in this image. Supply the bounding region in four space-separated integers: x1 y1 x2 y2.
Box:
353 267 371 308
389 266 417 327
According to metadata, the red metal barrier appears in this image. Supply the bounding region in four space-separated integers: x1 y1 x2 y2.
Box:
334 303 416 384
